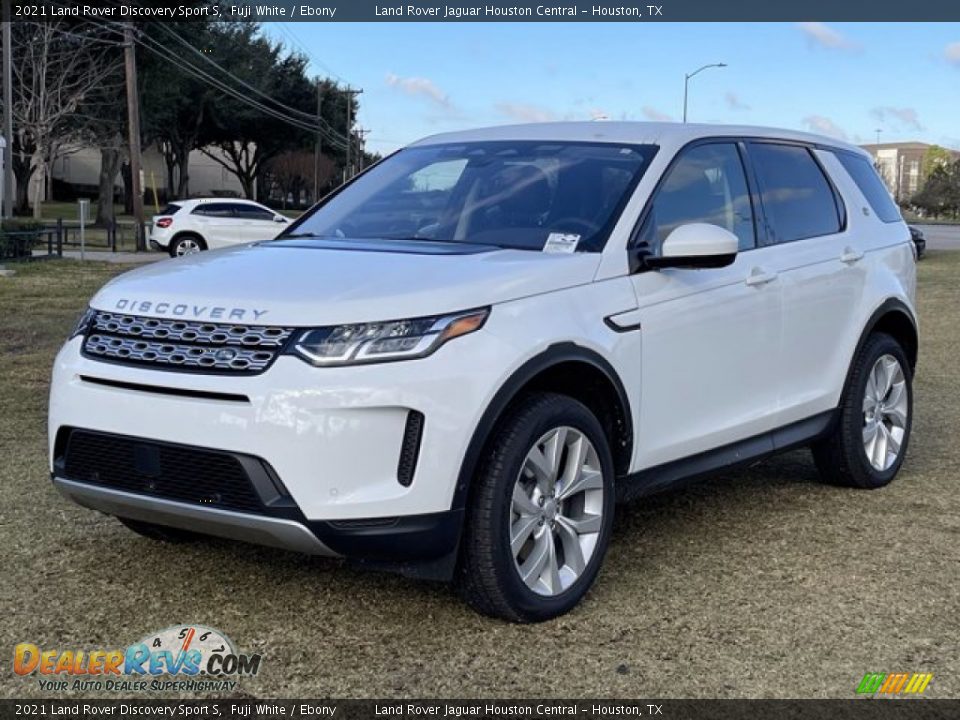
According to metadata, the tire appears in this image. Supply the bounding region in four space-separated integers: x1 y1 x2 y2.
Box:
118 517 202 543
169 234 206 257
812 332 913 489
456 392 615 622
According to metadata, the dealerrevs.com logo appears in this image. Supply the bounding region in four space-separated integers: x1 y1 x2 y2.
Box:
13 625 262 693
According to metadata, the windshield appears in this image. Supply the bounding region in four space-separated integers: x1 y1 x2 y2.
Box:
281 141 657 252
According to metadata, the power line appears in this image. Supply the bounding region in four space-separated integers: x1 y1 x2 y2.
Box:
114 26 350 148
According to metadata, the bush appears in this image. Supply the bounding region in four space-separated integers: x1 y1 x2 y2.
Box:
0 220 49 260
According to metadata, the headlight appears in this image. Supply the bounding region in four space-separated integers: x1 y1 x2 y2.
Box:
69 307 96 340
288 308 489 367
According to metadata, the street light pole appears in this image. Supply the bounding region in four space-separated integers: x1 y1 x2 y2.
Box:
682 63 727 123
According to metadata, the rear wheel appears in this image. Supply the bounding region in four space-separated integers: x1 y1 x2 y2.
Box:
118 517 202 543
169 234 205 257
456 393 615 622
812 333 912 488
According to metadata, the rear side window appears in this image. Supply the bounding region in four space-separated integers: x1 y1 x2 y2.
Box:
234 205 276 221
192 203 236 217
750 143 843 244
158 204 180 216
832 151 902 223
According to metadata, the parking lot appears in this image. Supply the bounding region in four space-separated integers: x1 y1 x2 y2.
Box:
1 249 958 699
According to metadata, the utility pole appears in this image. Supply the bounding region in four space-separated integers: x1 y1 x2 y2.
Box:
3 0 13 219
356 128 369 172
313 79 324 202
123 23 145 250
343 87 362 181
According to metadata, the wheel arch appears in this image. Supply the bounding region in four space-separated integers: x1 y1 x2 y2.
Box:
857 298 918 373
451 342 633 511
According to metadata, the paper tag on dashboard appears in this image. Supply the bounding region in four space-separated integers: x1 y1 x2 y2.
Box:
543 233 580 254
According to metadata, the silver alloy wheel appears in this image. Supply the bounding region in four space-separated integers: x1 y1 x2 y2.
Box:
862 353 908 471
175 238 202 256
510 426 604 596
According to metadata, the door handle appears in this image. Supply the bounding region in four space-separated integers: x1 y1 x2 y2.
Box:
840 247 865 264
745 268 778 287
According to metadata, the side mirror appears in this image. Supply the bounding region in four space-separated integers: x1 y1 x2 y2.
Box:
645 223 738 270
274 215 288 223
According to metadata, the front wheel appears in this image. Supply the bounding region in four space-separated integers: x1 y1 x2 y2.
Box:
812 332 913 488
456 393 615 622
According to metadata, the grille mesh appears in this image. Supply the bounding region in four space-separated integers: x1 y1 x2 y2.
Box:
62 430 264 513
82 311 294 374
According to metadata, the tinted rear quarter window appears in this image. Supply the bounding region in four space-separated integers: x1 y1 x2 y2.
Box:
192 203 236 217
832 151 902 223
158 204 180 216
750 143 843 244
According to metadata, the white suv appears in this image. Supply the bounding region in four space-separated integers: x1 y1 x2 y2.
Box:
149 198 290 257
50 123 917 621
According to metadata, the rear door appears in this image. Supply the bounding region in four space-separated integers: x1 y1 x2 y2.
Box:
744 141 863 426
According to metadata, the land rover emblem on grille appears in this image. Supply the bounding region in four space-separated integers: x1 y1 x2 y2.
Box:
215 348 238 362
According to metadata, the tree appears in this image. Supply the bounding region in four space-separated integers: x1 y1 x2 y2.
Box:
921 145 954 180
911 161 960 219
264 150 330 208
139 21 221 200
9 22 121 217
198 24 316 199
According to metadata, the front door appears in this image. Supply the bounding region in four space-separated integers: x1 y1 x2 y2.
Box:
629 141 783 469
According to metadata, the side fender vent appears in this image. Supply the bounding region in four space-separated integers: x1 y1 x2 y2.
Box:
397 410 425 487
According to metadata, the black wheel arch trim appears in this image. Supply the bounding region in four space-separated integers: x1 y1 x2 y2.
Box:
849 297 918 378
450 342 633 512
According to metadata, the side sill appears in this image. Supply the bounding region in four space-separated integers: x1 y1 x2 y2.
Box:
617 410 837 502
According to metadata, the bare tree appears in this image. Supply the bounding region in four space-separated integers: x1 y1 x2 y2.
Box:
10 22 122 217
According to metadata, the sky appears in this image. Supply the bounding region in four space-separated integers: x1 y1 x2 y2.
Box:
262 22 960 154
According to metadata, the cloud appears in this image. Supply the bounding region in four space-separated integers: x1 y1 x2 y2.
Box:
725 92 750 111
802 115 849 140
385 73 451 108
871 106 924 131
495 102 556 123
945 42 960 66
642 106 673 122
796 22 860 51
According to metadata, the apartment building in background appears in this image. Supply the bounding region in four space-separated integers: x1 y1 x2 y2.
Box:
860 142 959 202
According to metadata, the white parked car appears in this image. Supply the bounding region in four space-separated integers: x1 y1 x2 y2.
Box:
51 123 917 621
149 198 291 257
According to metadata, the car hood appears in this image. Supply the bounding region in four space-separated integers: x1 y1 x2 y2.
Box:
90 238 601 326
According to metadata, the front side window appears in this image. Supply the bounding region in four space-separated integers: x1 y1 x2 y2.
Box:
638 143 756 253
235 205 276 221
750 143 843 243
280 141 657 252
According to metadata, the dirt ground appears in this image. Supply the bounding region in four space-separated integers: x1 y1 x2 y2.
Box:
1 253 957 699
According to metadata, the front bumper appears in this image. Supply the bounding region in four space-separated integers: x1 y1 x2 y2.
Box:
49 329 515 526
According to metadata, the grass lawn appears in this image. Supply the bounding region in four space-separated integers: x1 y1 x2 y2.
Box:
1 253 959 699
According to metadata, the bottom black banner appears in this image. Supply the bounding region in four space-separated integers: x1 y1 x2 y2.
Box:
1 700 958 720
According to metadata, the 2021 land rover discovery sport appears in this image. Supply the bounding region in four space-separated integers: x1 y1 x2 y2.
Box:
50 123 917 621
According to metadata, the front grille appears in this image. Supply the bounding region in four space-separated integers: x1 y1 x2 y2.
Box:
61 429 265 513
82 310 295 374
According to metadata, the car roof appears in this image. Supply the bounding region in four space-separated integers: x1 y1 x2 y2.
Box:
410 121 869 158
174 198 264 208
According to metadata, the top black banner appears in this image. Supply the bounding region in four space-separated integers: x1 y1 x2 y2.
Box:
14 0 960 22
